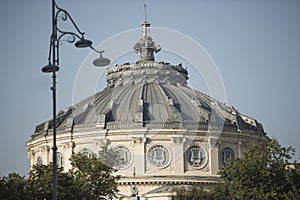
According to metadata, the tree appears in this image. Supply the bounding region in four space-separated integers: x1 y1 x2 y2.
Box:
0 173 27 200
172 186 214 200
0 143 120 200
214 139 300 200
69 142 121 200
26 164 52 199
97 141 122 168
26 164 78 200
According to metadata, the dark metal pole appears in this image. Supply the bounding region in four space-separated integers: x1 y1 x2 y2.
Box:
41 3 109 198
51 0 58 200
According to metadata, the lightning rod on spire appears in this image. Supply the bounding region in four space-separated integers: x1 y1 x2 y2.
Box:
144 4 147 22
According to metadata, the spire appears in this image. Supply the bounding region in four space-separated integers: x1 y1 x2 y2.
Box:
133 4 161 61
142 4 150 37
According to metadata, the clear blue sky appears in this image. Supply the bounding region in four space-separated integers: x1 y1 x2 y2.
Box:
0 0 299 176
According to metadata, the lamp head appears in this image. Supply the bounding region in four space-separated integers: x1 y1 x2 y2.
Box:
75 38 93 48
42 63 60 73
93 52 111 67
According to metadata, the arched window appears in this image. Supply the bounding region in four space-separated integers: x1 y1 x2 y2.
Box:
37 156 43 165
57 152 64 168
80 148 93 158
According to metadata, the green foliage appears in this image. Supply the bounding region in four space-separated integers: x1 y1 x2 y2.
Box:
97 141 122 168
69 141 120 200
172 186 214 200
26 164 79 200
26 164 52 199
70 153 120 199
214 139 300 200
0 172 27 200
0 143 120 200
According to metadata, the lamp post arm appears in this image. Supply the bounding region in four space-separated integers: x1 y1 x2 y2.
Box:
55 3 86 37
56 30 83 41
55 31 86 66
90 46 105 54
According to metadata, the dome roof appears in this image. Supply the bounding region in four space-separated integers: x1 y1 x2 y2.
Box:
32 17 265 137
33 58 265 136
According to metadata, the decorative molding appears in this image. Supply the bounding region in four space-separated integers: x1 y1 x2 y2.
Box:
132 137 146 144
28 149 35 157
41 145 50 152
172 137 186 144
62 141 75 149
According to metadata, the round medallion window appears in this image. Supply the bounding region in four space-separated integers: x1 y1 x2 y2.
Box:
220 147 235 167
114 146 132 169
186 145 207 169
148 145 171 168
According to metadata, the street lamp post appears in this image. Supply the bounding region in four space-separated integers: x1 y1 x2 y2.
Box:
41 1 110 200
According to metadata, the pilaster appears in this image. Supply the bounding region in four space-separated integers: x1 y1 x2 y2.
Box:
132 137 147 174
172 136 186 174
209 137 219 175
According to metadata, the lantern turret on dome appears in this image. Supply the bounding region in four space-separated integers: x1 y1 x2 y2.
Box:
133 4 161 61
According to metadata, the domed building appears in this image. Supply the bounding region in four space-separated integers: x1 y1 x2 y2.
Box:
26 16 270 200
